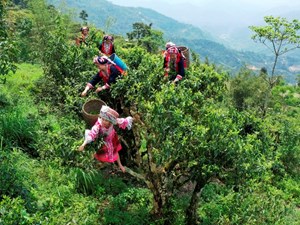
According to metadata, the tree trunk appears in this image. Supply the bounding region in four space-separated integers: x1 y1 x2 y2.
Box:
125 166 166 219
147 170 177 224
185 179 206 225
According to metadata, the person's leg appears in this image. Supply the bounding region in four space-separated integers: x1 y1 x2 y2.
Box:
116 153 125 173
93 152 107 169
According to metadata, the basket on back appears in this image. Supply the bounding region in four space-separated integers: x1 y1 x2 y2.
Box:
177 46 190 68
82 99 107 127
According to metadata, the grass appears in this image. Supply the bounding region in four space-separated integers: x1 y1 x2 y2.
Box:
7 149 100 224
2 63 42 92
0 64 43 152
0 63 43 115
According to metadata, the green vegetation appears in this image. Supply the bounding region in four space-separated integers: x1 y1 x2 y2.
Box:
0 0 18 83
1 0 300 224
249 16 300 86
127 22 164 53
248 16 300 115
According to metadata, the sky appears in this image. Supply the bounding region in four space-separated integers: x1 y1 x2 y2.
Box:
108 0 300 28
108 0 300 51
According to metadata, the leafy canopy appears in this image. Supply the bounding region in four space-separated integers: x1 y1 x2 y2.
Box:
249 16 300 77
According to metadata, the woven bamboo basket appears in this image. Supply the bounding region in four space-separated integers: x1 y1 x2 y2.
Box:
177 46 190 68
82 99 106 127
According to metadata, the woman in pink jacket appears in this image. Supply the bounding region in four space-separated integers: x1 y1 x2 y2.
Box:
78 105 133 172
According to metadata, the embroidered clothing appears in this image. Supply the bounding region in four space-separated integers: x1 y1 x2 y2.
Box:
163 48 185 80
84 117 132 163
99 42 115 56
87 64 121 90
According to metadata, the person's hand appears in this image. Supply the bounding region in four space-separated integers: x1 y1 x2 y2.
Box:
93 56 99 64
172 77 180 85
164 68 169 78
95 87 103 93
78 145 85 151
81 91 87 97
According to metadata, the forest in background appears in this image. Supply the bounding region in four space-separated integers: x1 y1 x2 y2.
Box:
1 0 300 224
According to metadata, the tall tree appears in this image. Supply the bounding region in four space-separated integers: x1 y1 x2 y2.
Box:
127 22 164 53
12 0 27 8
249 16 300 116
79 10 88 25
249 16 300 88
0 0 18 83
113 49 279 224
103 16 116 34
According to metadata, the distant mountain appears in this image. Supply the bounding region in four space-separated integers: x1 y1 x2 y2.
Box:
48 0 299 83
48 0 213 40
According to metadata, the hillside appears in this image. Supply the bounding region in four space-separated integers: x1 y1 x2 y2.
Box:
2 1 300 224
48 0 299 83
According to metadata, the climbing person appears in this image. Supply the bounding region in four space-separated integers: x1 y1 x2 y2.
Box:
78 105 133 173
81 56 123 97
163 42 185 84
98 35 116 56
75 26 90 46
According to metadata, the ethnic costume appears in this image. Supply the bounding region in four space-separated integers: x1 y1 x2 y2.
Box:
98 35 115 56
76 27 89 46
84 106 133 163
85 56 122 91
163 45 185 82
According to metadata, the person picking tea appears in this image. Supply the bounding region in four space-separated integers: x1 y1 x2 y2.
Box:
78 105 133 173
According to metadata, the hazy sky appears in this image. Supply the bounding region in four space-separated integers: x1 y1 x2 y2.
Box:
108 0 300 31
109 0 300 10
110 0 297 6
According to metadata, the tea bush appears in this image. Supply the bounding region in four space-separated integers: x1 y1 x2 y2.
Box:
102 188 152 225
35 112 95 167
198 182 298 225
0 196 38 225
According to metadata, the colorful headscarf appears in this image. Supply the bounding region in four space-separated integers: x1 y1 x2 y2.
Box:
165 42 175 49
103 35 114 42
81 26 89 32
94 56 109 65
100 105 119 125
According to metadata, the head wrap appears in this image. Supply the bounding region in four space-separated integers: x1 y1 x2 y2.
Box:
103 35 114 42
81 26 89 31
100 105 119 125
94 56 109 65
165 42 175 49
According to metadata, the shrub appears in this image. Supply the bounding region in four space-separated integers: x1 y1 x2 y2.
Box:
0 196 37 225
0 106 38 156
0 149 37 213
102 188 152 225
198 182 298 225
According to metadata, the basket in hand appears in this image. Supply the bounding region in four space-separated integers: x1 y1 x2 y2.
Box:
82 99 106 127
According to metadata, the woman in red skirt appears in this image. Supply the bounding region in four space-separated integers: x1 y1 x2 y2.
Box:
78 105 133 172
